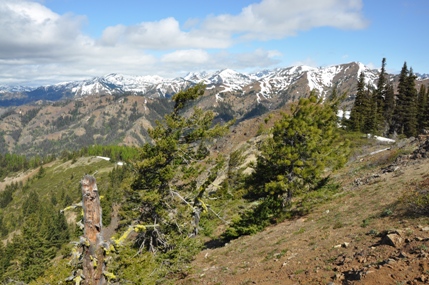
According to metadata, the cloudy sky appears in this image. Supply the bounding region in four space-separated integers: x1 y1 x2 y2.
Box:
0 0 427 86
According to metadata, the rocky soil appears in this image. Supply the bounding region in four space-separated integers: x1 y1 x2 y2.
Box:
179 137 429 285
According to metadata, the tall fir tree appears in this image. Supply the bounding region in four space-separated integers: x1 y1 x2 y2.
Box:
417 84 428 133
349 72 369 132
403 68 418 137
364 86 379 134
375 58 387 133
392 62 409 136
384 83 395 133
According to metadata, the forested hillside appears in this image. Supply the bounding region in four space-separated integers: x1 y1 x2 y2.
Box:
1 58 429 284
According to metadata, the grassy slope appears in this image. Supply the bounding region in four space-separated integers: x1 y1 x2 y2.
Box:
3 133 429 285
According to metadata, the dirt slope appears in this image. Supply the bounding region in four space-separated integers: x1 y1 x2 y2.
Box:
180 139 429 285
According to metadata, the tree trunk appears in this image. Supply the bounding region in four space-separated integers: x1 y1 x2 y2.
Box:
81 175 106 285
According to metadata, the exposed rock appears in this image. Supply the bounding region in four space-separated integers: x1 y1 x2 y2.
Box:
382 164 400 173
411 137 429 159
382 233 403 247
353 174 382 186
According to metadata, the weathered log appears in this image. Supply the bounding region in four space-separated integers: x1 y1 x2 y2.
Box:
81 175 106 285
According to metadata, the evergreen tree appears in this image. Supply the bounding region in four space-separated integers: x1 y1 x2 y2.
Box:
417 84 428 133
424 85 429 132
127 83 231 252
19 215 56 282
0 242 6 278
403 68 418 137
349 72 369 132
22 191 40 217
3 216 51 282
375 58 387 132
384 83 395 132
364 86 378 134
248 91 349 209
392 62 409 136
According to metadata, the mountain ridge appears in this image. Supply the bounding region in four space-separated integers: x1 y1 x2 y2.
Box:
0 62 381 107
1 61 428 157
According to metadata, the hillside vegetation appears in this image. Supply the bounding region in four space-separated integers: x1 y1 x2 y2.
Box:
1 59 429 284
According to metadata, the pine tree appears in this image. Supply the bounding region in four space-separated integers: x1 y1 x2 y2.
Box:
127 83 231 252
248 91 349 209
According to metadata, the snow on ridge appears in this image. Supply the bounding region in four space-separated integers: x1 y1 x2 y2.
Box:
1 62 381 100
306 65 344 96
0 85 35 93
357 62 379 87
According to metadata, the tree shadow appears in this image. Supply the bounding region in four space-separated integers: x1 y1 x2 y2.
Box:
204 238 227 249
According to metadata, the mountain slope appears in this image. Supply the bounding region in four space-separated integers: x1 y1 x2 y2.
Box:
1 61 428 157
179 137 429 285
0 62 379 106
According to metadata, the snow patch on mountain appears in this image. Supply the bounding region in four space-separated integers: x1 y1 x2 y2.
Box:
357 62 378 87
0 62 381 106
0 85 35 93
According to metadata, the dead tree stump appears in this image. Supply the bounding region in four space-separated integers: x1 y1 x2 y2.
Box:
81 175 106 285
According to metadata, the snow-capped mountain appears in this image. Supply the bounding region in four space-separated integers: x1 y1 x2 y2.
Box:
0 85 35 93
36 73 192 98
0 62 387 107
416 73 429 80
1 61 425 156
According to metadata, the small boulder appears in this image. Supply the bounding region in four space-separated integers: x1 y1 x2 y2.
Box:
382 233 403 247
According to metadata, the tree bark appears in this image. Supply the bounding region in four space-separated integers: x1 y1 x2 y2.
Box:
81 175 106 285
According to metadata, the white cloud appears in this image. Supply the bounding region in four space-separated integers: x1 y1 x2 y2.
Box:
0 0 368 85
0 0 88 59
161 50 210 64
202 0 368 41
100 18 231 49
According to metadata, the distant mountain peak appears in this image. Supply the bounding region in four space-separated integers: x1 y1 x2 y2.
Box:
0 62 388 107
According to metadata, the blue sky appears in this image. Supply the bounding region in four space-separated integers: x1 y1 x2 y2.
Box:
0 0 427 86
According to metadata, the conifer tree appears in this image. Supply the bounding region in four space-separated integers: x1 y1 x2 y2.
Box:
403 68 418 137
424 86 429 132
0 242 6 278
127 83 230 252
248 91 349 209
417 84 428 133
392 62 410 136
384 83 395 133
349 72 369 132
364 86 378 134
375 58 387 132
391 64 418 137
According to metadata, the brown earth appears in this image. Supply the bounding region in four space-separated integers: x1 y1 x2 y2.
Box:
179 138 429 285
